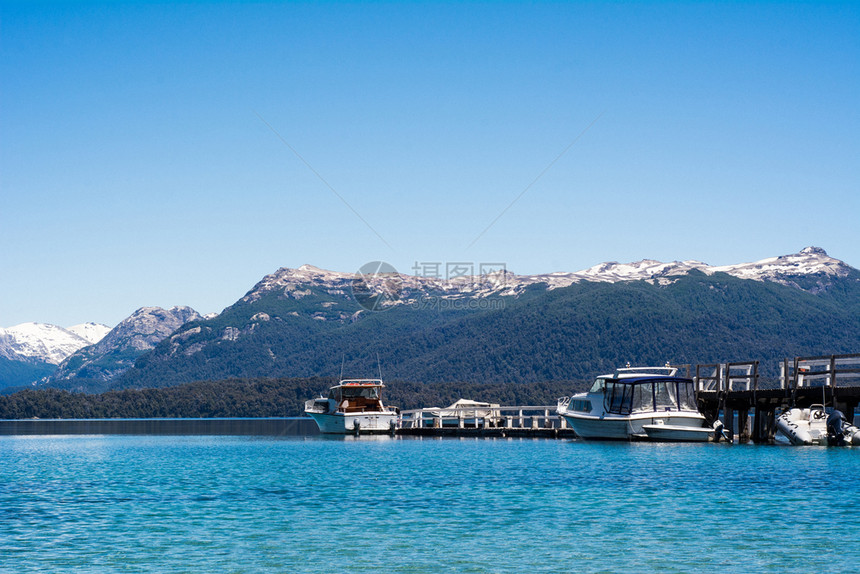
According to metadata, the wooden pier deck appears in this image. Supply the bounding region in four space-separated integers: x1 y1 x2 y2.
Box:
397 404 576 438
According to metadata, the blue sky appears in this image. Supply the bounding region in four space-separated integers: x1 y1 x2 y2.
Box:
1 1 858 327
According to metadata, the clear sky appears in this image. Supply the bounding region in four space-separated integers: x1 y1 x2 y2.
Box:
1 1 858 328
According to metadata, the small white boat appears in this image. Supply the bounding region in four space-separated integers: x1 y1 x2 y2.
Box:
776 405 860 446
422 399 502 428
305 379 399 435
641 421 718 442
557 366 714 442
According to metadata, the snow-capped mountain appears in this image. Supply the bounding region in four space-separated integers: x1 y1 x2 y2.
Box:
110 245 860 392
517 246 852 290
67 322 112 345
0 322 110 365
49 306 202 385
244 246 855 306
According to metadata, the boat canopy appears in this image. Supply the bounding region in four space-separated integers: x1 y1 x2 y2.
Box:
427 399 501 418
602 376 698 415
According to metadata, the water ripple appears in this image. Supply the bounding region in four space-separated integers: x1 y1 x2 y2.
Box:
1 435 858 572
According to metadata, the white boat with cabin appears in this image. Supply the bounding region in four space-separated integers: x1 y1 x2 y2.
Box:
305 379 399 434
557 366 715 441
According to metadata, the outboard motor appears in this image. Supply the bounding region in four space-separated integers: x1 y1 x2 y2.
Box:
827 410 846 447
713 420 728 443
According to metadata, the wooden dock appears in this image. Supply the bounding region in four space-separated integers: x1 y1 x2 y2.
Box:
695 353 860 444
397 404 576 438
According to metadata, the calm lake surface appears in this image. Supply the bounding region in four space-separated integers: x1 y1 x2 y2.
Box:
2 423 858 573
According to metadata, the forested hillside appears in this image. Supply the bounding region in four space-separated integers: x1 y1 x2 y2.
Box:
113 271 860 390
0 377 582 419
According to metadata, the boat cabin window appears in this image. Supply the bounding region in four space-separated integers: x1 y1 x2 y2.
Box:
654 382 677 410
327 385 381 403
571 399 592 413
630 384 652 413
341 386 380 399
677 382 697 411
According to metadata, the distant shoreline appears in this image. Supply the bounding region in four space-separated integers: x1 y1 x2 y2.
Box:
0 417 319 436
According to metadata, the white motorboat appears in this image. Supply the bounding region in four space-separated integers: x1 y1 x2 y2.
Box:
305 379 399 435
776 405 860 446
557 366 714 441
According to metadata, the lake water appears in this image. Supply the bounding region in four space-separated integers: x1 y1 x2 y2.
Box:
2 426 858 573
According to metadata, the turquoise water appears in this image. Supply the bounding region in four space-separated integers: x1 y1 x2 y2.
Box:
2 435 858 573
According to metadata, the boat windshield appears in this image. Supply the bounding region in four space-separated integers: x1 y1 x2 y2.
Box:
341 386 380 399
589 377 607 393
604 378 698 415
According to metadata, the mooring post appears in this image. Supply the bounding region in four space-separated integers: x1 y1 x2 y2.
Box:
766 409 776 443
724 407 735 443
738 409 750 443
752 406 763 443
847 402 858 425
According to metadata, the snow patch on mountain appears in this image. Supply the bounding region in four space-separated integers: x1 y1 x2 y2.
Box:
515 247 850 288
0 323 92 364
710 246 849 282
67 322 111 345
242 247 853 307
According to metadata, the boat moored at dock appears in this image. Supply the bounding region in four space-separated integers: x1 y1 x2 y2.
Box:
775 405 860 446
304 379 399 435
557 366 715 441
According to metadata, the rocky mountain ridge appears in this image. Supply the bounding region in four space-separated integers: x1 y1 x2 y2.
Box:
248 246 854 306
47 306 202 388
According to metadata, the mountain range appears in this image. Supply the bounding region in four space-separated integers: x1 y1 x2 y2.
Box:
4 246 858 393
0 322 110 390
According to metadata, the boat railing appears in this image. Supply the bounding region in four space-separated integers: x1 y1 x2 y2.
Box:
557 396 571 413
339 405 400 414
398 405 566 430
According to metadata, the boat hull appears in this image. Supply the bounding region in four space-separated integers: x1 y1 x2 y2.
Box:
561 412 708 441
308 411 398 434
641 423 713 442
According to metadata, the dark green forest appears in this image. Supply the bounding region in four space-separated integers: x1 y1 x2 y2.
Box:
0 377 585 419
0 358 56 391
